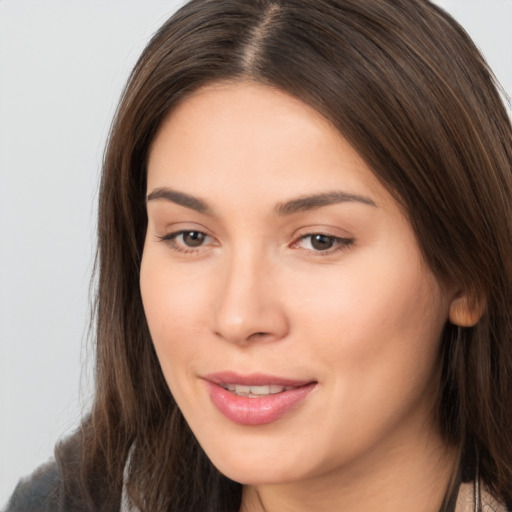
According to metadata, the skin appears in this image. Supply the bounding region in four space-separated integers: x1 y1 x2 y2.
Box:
140 82 472 511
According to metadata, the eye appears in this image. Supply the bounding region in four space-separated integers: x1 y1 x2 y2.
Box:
293 233 353 253
176 231 208 247
307 234 337 251
157 230 214 252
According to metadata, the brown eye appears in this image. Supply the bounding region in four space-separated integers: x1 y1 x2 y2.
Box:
158 229 215 253
294 233 354 254
310 234 336 251
181 231 206 247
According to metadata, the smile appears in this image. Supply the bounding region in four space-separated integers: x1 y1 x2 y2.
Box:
219 384 297 397
204 373 317 425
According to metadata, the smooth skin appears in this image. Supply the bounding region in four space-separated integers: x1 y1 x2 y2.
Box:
140 82 479 512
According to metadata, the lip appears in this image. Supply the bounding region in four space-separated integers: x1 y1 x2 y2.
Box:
203 372 317 426
205 371 313 387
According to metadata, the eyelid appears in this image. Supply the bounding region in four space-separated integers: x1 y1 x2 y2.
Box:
155 225 354 256
157 229 217 254
291 231 355 255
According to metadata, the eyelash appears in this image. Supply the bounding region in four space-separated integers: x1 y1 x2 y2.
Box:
157 230 354 256
157 230 214 254
292 233 354 255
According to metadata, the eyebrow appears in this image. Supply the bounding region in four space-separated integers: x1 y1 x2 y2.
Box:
146 187 376 216
146 187 213 215
275 191 376 215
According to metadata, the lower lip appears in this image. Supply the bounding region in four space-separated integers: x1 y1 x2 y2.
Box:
205 381 316 426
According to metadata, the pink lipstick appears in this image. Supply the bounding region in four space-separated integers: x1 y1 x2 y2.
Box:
204 372 317 426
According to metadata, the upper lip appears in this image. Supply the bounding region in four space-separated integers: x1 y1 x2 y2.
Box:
203 371 316 387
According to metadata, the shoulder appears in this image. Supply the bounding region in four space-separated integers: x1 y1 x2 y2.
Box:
5 459 63 512
6 431 125 512
5 432 94 512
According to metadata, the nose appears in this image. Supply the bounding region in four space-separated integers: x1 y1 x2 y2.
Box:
212 248 289 345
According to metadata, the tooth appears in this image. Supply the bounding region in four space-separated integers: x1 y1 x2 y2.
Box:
234 385 251 394
222 383 298 396
249 385 271 395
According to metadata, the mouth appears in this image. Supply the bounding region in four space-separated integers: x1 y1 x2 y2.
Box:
218 383 298 397
203 372 317 425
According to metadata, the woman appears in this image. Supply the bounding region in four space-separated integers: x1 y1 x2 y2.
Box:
7 0 512 511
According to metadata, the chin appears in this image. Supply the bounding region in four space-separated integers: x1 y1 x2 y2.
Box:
198 435 315 485
214 459 301 486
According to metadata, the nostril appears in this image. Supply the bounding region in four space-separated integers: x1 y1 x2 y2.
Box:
245 331 271 342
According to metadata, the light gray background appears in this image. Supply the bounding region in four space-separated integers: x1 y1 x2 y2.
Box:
1 0 511 507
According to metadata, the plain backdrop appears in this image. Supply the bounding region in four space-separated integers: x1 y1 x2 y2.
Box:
0 0 511 507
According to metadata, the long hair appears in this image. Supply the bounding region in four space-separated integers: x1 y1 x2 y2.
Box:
56 1 512 510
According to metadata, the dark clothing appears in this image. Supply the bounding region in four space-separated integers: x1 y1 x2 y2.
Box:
5 437 121 512
6 459 62 512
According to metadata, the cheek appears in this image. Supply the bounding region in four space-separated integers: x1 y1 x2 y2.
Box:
139 248 208 388
283 262 448 465
289 247 448 399
295 259 444 340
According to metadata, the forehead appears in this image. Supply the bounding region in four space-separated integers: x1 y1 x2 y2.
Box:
147 81 390 211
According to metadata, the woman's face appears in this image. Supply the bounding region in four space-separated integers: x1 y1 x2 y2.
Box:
140 82 456 486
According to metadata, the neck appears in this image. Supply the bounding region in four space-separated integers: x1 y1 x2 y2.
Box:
241 427 458 512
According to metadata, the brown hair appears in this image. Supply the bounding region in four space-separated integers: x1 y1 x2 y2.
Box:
56 1 512 510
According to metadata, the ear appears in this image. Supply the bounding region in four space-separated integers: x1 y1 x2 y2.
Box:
448 291 486 327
